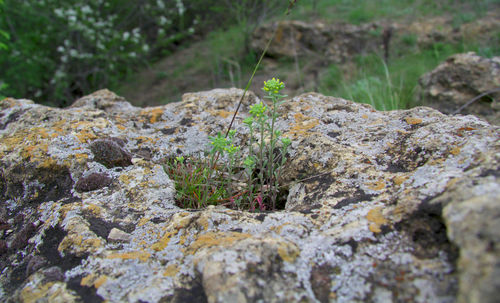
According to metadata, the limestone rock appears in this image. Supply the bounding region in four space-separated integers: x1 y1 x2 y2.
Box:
417 52 500 125
0 88 498 303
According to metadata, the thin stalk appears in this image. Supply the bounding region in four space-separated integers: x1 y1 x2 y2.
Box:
208 24 279 185
225 26 278 138
267 97 278 209
258 116 266 204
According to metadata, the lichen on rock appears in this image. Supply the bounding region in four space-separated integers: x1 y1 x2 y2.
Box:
0 88 498 303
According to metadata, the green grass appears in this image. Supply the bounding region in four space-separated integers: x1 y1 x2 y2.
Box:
288 0 494 23
115 0 499 109
317 37 499 110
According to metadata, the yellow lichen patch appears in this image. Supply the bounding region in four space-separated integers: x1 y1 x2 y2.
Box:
52 119 68 130
80 274 108 289
37 157 59 169
58 235 83 252
393 175 408 186
450 146 461 156
277 242 300 263
21 143 49 161
289 113 319 138
366 207 388 234
80 274 96 287
75 129 97 143
136 136 156 144
59 203 79 220
20 282 59 303
211 110 233 118
405 117 423 125
141 107 164 124
117 124 126 130
172 213 194 231
138 217 150 227
427 158 445 166
108 251 151 262
73 153 89 163
362 114 369 119
195 215 210 230
163 264 179 277
93 275 108 289
273 223 291 234
82 238 103 249
118 173 133 186
186 232 252 255
368 180 385 191
151 231 175 251
183 102 196 108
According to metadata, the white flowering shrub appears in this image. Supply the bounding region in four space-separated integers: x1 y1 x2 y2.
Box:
0 0 195 106
0 0 284 106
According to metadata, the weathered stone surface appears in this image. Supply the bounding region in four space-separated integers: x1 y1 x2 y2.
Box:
418 52 500 125
0 88 498 303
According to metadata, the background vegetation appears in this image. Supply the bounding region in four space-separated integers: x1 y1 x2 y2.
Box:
0 0 499 109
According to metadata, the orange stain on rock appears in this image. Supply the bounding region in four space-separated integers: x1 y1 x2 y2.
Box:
405 117 423 125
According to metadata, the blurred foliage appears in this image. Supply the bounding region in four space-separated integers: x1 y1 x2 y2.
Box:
0 0 8 99
0 0 198 106
0 0 284 106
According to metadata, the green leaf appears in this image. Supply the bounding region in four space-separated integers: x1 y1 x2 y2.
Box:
0 31 9 40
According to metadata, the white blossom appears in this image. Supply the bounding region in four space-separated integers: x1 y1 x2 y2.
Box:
156 0 165 10
80 5 92 15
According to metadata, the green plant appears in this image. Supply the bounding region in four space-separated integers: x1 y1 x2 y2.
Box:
165 78 291 211
243 78 291 210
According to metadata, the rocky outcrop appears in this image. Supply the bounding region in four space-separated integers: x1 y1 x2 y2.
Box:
0 88 499 302
251 13 500 63
418 52 500 125
251 20 389 63
404 12 500 47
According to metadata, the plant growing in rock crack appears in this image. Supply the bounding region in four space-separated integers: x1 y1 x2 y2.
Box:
164 78 291 211
164 3 298 211
243 78 291 210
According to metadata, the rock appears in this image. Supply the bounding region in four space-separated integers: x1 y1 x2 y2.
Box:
251 20 388 63
75 172 112 193
0 88 498 302
107 228 132 243
417 52 500 125
403 12 500 48
90 139 133 168
251 13 500 63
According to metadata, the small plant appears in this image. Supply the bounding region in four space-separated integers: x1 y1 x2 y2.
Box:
244 78 291 210
164 78 291 211
165 2 297 211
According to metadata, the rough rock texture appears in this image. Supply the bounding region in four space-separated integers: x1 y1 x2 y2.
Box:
418 52 500 125
0 88 499 303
